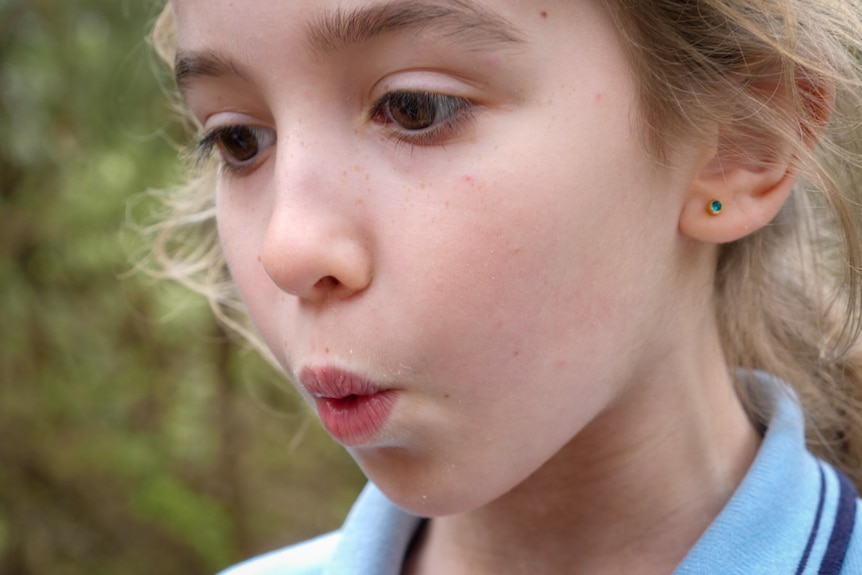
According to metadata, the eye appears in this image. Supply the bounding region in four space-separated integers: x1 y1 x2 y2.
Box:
195 125 276 174
371 90 473 145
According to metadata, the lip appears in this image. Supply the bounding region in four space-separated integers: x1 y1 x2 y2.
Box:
298 366 398 446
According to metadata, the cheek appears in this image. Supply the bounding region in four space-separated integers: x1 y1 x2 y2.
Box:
389 114 672 378
215 184 281 338
386 174 589 360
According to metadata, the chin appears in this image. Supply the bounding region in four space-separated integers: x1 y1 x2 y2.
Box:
362 464 503 518
382 485 480 518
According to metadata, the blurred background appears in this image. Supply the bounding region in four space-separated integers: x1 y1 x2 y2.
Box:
0 1 365 573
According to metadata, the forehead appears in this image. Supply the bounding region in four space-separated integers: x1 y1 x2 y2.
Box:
172 0 525 42
167 0 641 99
171 0 535 93
170 0 608 61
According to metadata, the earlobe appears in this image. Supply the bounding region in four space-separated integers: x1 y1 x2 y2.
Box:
678 148 798 244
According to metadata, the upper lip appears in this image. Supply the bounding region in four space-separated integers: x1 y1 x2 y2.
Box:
298 366 385 399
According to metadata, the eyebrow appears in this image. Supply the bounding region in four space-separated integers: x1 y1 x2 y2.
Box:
175 50 244 91
174 0 524 89
306 0 525 54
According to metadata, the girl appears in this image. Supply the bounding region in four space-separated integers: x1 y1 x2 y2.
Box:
149 0 862 572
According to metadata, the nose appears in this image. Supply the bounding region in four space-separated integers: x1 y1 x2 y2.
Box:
261 222 373 303
260 138 373 304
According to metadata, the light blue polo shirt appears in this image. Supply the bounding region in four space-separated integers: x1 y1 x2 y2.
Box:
220 372 861 574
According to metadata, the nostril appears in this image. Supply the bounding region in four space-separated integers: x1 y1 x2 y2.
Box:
314 276 341 291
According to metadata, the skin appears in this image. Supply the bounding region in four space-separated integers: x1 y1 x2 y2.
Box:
171 0 780 572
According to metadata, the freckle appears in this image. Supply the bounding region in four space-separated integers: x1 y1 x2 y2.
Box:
355 198 364 206
444 394 450 399
445 201 450 208
365 174 370 181
257 255 262 262
342 170 348 177
353 164 362 172
513 350 520 357
540 10 548 18
325 347 330 354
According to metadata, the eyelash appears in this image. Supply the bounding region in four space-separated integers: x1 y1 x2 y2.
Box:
370 90 475 146
194 90 475 174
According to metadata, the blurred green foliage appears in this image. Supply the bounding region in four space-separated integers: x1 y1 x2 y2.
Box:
0 1 365 573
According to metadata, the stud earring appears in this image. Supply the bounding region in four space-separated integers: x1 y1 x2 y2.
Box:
707 200 723 215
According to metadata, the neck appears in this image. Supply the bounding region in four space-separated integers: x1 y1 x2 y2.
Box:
404 336 761 575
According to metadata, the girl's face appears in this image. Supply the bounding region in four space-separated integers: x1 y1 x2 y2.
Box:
174 0 708 516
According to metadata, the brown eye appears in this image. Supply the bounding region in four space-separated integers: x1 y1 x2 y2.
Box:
373 91 470 133
217 126 263 162
386 92 439 130
196 125 276 173
217 126 270 162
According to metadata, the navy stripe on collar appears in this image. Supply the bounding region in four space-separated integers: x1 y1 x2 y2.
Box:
818 468 857 574
795 466 828 575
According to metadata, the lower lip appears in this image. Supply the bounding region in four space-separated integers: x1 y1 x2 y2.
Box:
314 390 398 446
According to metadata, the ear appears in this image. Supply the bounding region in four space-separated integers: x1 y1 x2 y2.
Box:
678 143 798 244
678 70 834 245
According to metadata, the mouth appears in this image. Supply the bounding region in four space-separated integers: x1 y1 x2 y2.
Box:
298 366 398 446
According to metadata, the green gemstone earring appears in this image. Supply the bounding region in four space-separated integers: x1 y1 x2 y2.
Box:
707 199 723 215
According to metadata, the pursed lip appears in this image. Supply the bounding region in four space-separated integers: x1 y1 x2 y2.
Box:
299 365 387 399
298 366 398 446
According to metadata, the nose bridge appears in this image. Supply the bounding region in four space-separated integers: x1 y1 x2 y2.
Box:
260 113 373 302
274 110 338 203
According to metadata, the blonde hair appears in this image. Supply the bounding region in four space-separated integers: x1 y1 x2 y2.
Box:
146 1 862 483
145 8 274 361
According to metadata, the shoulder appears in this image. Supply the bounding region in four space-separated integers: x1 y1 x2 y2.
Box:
217 531 341 575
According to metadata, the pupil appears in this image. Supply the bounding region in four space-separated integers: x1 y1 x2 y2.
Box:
390 93 436 130
222 127 258 161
